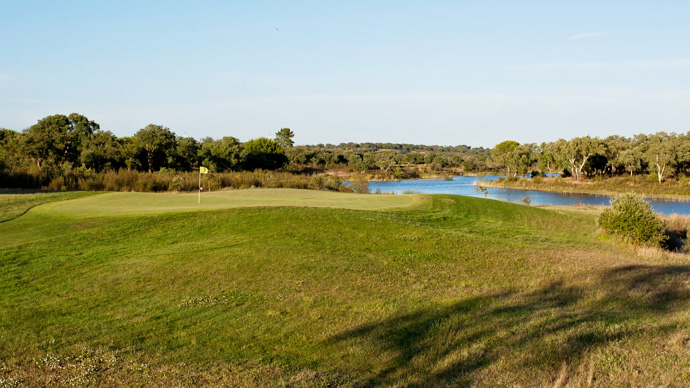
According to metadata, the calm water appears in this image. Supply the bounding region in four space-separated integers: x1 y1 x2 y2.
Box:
368 176 690 216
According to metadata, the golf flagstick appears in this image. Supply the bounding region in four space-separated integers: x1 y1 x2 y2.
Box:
199 166 209 204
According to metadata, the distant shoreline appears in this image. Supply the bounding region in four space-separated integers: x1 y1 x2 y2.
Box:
479 177 690 202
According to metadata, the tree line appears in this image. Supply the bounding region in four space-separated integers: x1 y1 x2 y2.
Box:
1 113 688 186
0 113 492 180
490 134 690 183
0 114 293 175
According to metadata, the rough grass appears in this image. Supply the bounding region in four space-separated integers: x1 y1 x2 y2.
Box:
1 169 348 193
2 190 690 387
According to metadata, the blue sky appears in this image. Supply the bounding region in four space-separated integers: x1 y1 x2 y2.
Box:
1 1 689 147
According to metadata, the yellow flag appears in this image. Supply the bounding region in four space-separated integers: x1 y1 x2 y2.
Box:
200 166 209 174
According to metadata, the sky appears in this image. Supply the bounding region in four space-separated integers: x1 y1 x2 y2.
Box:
1 0 689 147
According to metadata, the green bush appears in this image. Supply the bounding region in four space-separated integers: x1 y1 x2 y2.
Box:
646 172 659 183
596 194 666 246
168 176 183 192
348 177 371 194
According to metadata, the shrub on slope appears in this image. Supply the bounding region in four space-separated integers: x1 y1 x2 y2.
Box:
597 193 666 246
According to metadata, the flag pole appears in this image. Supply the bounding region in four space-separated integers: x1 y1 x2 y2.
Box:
198 168 201 204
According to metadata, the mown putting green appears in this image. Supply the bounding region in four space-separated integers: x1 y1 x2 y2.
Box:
47 188 427 216
2 190 690 387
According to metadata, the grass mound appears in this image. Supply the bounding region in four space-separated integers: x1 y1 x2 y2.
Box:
1 190 689 386
48 188 424 216
0 191 94 222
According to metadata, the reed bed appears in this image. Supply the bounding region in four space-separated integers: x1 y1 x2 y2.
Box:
0 169 364 193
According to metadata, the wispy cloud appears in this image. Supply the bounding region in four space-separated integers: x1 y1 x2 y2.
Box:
508 59 690 71
569 32 606 40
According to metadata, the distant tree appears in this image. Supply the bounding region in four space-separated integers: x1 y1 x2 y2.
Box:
285 146 308 168
242 137 288 170
200 136 242 172
168 136 200 171
80 130 122 172
585 153 608 176
619 147 643 176
346 152 366 172
0 129 23 170
404 152 424 166
491 140 520 176
363 153 378 170
557 136 603 180
462 155 482 172
674 132 690 175
513 143 537 177
22 113 99 169
603 135 628 177
375 151 397 172
644 132 677 183
120 137 142 171
133 124 177 172
537 142 559 177
275 128 295 148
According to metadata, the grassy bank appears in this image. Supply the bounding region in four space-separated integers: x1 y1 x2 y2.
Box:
2 190 690 386
482 175 690 200
0 190 95 222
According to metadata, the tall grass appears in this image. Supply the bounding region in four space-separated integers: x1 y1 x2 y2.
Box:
661 213 690 252
0 169 350 193
488 175 690 199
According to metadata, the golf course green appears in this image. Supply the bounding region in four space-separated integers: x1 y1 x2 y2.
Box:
48 188 426 215
1 189 689 387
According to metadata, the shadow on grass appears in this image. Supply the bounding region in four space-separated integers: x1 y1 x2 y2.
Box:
329 265 690 386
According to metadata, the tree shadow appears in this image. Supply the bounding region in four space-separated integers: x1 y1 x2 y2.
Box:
327 265 690 387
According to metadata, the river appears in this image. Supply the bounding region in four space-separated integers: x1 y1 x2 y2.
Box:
368 176 690 216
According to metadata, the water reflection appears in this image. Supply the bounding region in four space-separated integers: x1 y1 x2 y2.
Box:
368 176 690 216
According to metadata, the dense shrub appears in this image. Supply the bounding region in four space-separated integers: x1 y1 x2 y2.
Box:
348 178 370 194
597 194 666 246
242 138 288 170
661 214 690 252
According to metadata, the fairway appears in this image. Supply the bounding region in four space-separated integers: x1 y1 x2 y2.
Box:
48 188 427 215
2 191 690 387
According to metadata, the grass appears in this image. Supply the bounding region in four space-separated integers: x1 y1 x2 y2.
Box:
1 190 690 386
47 188 423 216
0 190 95 223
